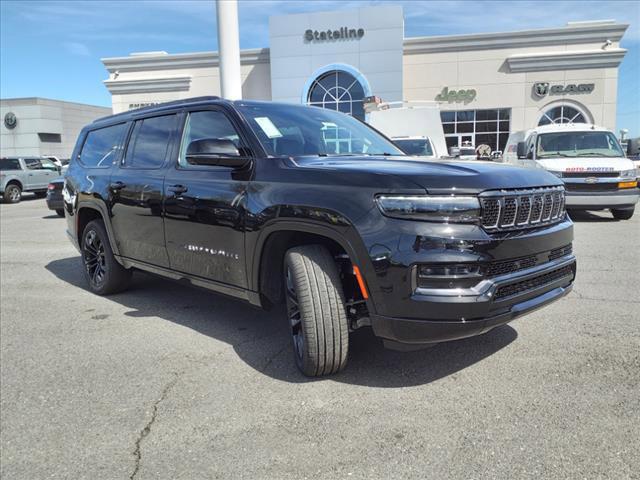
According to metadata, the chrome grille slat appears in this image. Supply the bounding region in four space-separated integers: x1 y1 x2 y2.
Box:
480 187 565 232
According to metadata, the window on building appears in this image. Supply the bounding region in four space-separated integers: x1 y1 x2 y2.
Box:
441 108 511 153
307 70 365 121
79 123 128 168
124 114 177 169
38 133 62 143
538 105 587 126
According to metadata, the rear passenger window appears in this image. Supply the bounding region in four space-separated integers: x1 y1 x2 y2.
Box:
124 114 177 169
79 123 128 168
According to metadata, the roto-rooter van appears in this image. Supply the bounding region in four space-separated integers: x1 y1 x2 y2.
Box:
504 124 639 220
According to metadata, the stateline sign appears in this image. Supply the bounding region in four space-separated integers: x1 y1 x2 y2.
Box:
304 27 365 42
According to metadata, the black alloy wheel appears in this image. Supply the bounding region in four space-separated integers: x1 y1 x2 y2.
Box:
83 229 107 289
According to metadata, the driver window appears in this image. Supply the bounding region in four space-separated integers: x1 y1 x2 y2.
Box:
179 111 244 167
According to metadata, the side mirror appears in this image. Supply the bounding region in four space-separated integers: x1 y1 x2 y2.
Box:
186 138 250 168
627 138 640 157
516 142 527 159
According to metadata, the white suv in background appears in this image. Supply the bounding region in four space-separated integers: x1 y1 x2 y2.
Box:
504 124 638 220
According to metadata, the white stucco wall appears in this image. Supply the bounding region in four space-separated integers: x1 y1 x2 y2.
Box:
1 98 111 158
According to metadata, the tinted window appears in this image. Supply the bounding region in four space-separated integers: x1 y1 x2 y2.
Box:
125 115 176 168
179 111 244 167
80 123 127 168
0 158 21 170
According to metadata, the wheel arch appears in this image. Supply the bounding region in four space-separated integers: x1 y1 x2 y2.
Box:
76 203 122 258
251 221 368 309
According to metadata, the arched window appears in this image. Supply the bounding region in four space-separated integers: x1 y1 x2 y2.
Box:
538 104 588 126
307 70 365 120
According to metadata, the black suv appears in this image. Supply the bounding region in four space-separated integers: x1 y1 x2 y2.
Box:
63 97 576 376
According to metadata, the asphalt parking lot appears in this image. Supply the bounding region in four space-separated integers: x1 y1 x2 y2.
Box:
1 196 639 479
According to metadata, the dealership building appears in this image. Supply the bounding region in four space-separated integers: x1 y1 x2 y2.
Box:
1 98 111 158
101 5 628 153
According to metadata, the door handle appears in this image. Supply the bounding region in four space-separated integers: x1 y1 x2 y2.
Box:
167 184 188 195
110 181 126 191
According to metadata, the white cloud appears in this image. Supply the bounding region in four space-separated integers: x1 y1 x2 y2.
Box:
63 41 90 56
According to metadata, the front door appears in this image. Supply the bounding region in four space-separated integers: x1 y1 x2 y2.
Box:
110 113 180 267
23 158 57 189
163 108 251 288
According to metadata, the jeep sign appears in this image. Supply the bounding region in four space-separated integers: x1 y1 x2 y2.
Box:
533 82 595 98
435 86 477 104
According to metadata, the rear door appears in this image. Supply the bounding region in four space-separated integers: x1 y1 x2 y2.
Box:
163 108 251 287
109 113 180 267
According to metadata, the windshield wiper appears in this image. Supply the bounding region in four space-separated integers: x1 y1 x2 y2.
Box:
539 152 574 158
577 152 620 157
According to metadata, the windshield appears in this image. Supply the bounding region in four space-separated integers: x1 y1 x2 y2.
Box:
537 131 624 158
236 103 404 157
394 139 434 156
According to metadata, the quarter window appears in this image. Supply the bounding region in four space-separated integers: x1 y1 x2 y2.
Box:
79 123 128 168
124 115 177 169
179 111 244 167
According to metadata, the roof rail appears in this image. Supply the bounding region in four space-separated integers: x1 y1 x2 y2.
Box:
92 95 222 123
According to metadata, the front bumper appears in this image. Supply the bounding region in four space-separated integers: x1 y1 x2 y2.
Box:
371 255 576 345
565 189 639 209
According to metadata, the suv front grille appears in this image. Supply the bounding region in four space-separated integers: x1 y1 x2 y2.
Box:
494 264 574 300
480 187 565 232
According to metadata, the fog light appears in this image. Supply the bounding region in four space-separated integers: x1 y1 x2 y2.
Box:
417 264 484 289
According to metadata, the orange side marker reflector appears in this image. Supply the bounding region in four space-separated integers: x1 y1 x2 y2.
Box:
618 181 637 189
353 265 369 300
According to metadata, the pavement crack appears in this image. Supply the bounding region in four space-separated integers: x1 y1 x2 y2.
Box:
129 373 181 480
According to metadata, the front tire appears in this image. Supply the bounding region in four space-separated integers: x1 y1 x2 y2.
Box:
81 220 131 295
3 184 21 204
284 245 349 377
55 209 65 217
611 207 634 220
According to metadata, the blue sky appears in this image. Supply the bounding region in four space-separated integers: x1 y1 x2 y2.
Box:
1 0 639 134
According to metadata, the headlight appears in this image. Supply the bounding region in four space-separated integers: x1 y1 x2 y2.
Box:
375 195 480 223
619 169 638 178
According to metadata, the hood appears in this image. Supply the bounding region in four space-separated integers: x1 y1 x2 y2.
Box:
294 156 562 194
534 156 635 174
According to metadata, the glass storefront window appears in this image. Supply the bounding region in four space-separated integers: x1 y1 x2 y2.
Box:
441 108 511 152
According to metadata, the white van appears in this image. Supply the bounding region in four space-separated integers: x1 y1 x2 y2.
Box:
367 101 448 159
504 124 639 220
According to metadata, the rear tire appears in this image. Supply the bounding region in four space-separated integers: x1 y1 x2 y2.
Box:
611 207 634 220
3 184 21 204
81 220 131 295
55 209 65 217
284 245 349 377
34 191 47 198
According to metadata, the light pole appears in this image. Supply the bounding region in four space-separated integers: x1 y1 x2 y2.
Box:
216 0 242 100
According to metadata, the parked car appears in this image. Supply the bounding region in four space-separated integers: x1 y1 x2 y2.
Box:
367 101 448 158
46 178 65 217
1 157 61 203
64 97 576 376
503 124 638 220
392 136 436 157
